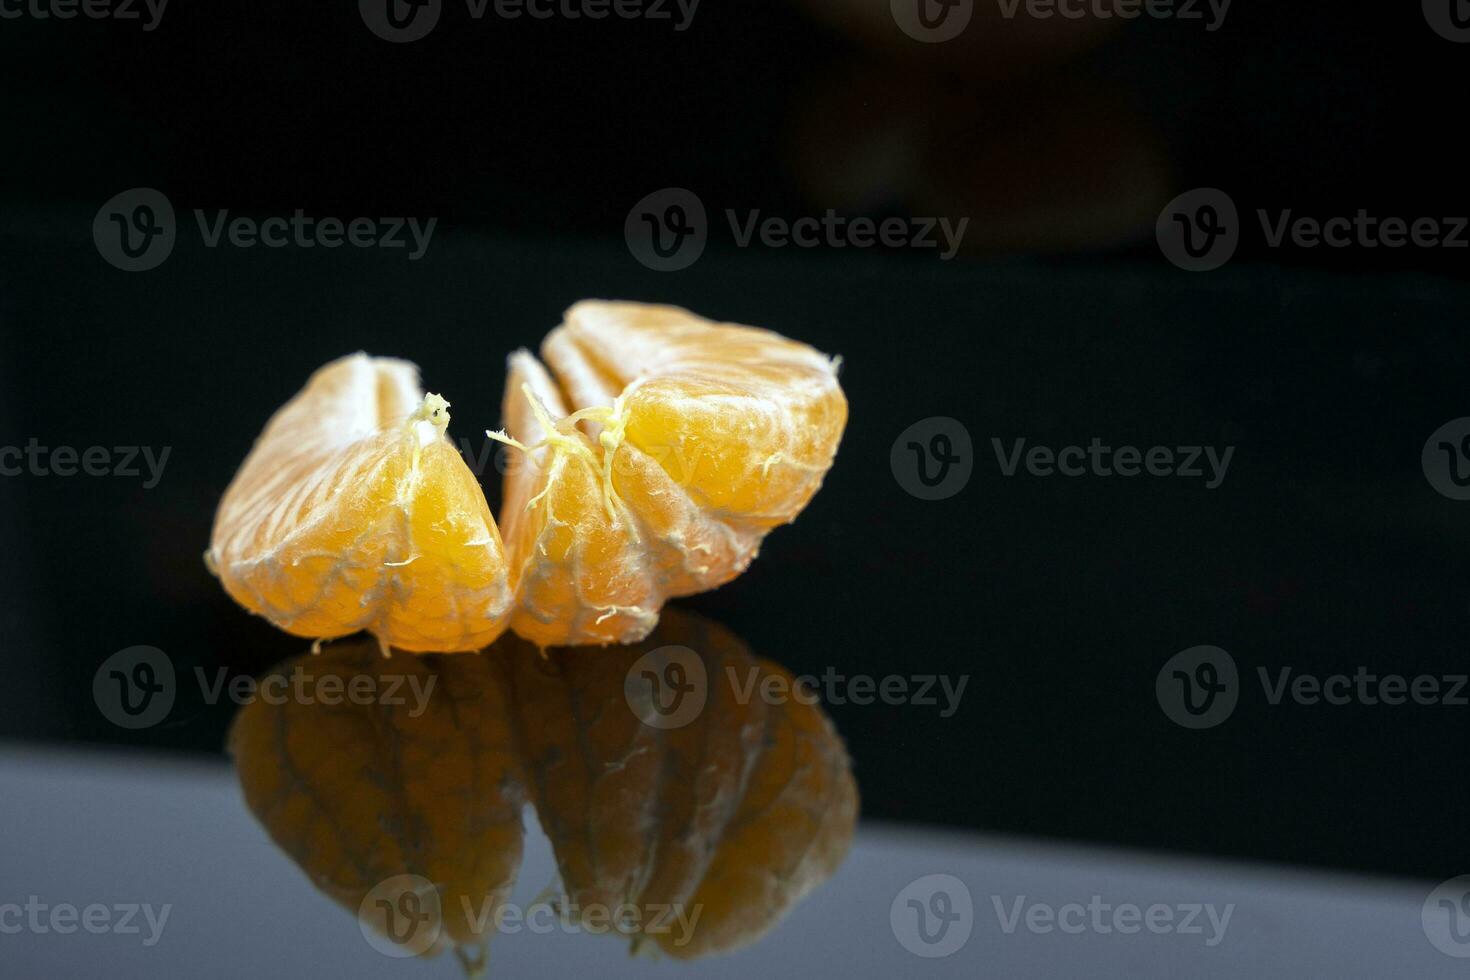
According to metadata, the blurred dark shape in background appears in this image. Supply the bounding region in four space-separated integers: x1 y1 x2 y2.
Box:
0 0 1462 273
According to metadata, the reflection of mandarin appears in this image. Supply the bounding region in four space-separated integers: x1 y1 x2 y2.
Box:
208 301 846 651
507 609 859 957
229 608 858 964
228 643 524 971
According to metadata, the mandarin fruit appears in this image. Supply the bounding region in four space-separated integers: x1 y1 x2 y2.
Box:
207 354 513 652
208 302 846 652
495 301 847 646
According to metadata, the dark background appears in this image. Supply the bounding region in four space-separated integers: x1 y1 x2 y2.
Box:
2 0 1468 882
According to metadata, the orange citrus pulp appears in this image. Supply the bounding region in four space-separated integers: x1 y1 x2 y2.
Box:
208 354 513 653
208 301 846 650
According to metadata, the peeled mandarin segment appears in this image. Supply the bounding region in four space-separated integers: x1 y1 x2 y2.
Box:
496 351 661 647
508 608 858 958
209 353 513 653
228 641 526 964
544 300 848 526
496 301 847 646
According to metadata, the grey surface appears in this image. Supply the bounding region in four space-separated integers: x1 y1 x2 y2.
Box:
0 744 1458 978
